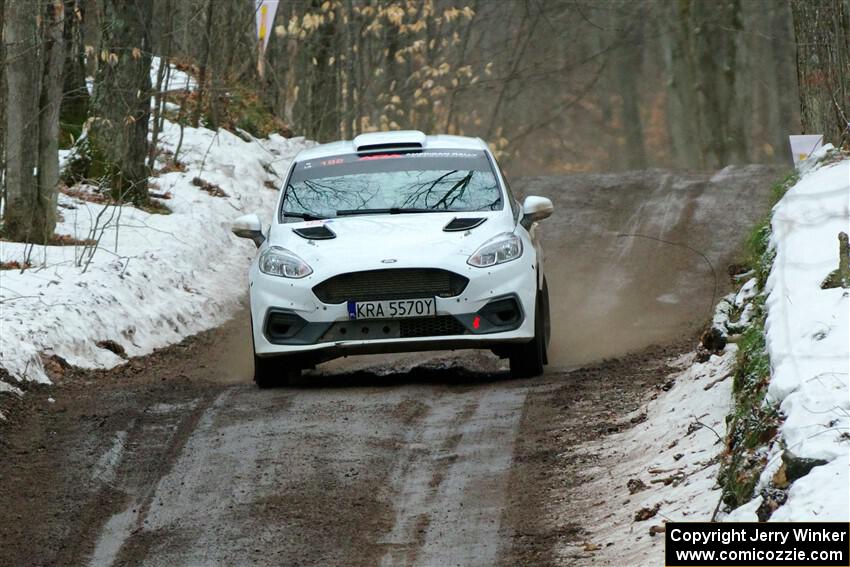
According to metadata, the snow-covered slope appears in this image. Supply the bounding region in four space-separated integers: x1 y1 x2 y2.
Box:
0 121 312 390
564 150 848 564
728 147 850 521
554 349 738 566
764 149 849 521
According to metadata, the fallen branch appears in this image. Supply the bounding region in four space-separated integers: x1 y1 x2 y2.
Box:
703 373 731 391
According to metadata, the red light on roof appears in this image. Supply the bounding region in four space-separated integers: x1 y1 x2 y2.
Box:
357 153 402 160
472 316 481 330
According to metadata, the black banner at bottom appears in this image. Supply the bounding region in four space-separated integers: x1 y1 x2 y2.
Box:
665 522 850 566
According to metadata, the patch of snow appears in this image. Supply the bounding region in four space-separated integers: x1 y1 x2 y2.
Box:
0 121 313 385
553 348 737 566
728 151 850 521
796 143 835 177
150 56 196 92
0 381 24 396
736 302 756 328
91 430 129 485
734 277 757 307
724 496 762 522
755 443 784 493
58 148 73 171
711 293 737 336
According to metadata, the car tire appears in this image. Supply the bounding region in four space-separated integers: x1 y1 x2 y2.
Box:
509 292 547 379
254 354 301 388
250 313 301 388
541 276 551 365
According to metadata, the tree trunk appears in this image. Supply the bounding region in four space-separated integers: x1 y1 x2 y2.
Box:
769 3 799 159
89 0 153 204
3 0 42 241
613 5 647 170
37 0 66 240
192 0 213 128
1 0 7 212
81 0 99 77
59 0 89 148
304 0 339 141
790 0 850 144
148 0 173 169
343 0 355 139
662 1 701 168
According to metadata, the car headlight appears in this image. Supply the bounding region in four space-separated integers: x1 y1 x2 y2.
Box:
259 246 313 278
467 233 523 267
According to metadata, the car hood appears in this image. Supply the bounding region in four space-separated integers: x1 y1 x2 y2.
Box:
267 212 514 272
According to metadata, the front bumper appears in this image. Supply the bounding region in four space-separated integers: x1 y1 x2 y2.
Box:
249 255 538 362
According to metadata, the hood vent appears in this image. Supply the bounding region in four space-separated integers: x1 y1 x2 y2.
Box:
443 217 487 232
353 130 426 154
355 143 422 154
292 225 336 240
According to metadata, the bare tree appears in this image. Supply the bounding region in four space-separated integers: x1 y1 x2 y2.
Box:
300 0 340 141
38 0 66 235
791 0 850 144
3 0 43 242
0 0 6 211
89 0 153 205
609 3 647 169
59 0 89 148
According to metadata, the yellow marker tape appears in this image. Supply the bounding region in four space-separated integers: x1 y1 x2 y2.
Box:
259 5 268 40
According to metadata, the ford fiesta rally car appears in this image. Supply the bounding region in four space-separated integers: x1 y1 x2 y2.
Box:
232 131 553 387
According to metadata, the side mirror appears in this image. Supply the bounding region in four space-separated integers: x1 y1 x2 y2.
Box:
522 196 553 224
231 213 265 247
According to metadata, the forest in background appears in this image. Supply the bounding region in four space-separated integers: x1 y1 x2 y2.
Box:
129 0 847 173
0 0 848 244
260 0 802 174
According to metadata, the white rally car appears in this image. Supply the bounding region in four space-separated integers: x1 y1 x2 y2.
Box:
232 131 553 387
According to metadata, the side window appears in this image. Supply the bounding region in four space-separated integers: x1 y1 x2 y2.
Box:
499 165 521 220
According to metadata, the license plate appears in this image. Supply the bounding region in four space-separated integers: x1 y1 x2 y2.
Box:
347 298 436 320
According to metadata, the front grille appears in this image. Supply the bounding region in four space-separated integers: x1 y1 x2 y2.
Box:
313 269 468 304
400 316 467 338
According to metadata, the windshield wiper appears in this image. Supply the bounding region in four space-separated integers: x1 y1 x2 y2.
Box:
335 207 441 216
282 211 327 221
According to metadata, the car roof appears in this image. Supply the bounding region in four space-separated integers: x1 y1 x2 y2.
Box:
294 131 489 162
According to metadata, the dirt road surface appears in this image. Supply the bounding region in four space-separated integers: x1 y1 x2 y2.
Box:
0 167 779 566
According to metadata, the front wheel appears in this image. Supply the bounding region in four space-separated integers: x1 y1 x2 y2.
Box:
509 294 547 379
253 354 301 388
251 313 301 388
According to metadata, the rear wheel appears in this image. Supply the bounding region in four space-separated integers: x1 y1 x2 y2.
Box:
509 293 547 379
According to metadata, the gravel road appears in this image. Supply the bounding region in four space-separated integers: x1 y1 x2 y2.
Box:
0 167 780 566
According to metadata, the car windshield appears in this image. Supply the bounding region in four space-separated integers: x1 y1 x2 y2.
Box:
280 150 502 221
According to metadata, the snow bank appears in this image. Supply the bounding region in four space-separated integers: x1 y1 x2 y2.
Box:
758 149 850 521
0 121 312 386
554 350 737 566
559 150 849 563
